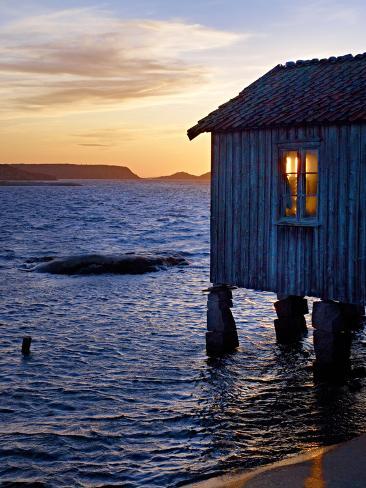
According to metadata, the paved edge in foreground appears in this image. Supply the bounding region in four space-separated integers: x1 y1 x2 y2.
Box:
185 434 366 488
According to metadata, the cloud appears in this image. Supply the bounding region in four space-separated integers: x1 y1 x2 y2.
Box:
13 74 206 110
71 125 184 147
72 128 140 143
77 143 111 147
0 8 244 115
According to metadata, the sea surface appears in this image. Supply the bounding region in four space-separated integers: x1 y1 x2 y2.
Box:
1 180 366 487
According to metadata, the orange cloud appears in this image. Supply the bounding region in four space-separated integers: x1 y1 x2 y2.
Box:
0 9 243 115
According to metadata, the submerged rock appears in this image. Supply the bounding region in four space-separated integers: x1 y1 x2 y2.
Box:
24 253 188 275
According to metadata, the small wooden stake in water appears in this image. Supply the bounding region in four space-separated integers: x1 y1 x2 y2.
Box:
22 336 32 355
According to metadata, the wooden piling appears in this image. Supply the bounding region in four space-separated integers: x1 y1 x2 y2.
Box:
22 336 32 355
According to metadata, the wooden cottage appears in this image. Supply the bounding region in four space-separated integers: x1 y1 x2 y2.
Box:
188 53 366 360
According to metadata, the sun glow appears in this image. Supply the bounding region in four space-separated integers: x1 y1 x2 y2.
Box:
0 7 246 177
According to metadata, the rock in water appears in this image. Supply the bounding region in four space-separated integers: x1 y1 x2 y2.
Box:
26 253 188 275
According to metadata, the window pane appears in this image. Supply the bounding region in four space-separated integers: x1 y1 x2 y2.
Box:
305 149 318 217
285 151 299 174
306 150 318 173
305 196 317 216
285 196 297 216
286 174 297 195
306 173 318 195
283 150 298 218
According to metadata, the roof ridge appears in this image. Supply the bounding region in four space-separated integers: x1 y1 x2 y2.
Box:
280 52 366 69
187 51 366 140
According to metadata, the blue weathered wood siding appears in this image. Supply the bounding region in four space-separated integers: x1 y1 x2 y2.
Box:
211 124 366 305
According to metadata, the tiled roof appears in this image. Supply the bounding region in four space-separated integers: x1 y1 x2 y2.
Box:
187 53 366 140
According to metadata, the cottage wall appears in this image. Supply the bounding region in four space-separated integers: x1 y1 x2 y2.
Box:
211 123 366 305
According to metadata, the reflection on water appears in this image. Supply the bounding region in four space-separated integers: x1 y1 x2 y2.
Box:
304 450 325 488
0 181 366 487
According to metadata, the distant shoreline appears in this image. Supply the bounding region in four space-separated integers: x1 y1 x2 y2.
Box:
0 179 209 186
0 164 210 182
0 181 82 186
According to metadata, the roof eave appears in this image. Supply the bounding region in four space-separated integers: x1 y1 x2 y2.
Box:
188 119 366 140
187 126 204 140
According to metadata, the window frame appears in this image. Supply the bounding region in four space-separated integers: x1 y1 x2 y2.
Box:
276 142 321 227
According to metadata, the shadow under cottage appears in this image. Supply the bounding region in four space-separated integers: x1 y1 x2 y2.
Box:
188 53 366 370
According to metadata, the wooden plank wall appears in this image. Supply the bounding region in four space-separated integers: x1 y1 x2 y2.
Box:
210 123 366 305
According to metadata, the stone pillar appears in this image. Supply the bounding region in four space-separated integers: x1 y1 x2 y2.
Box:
273 295 308 343
312 301 351 375
339 303 365 329
206 285 239 356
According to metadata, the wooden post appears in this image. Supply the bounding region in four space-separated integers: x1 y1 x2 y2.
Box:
22 336 32 355
205 285 238 356
274 295 308 343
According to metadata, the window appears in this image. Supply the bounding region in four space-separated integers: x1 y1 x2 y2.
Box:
280 147 319 222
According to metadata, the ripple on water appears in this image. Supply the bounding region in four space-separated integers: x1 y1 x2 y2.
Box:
1 181 366 487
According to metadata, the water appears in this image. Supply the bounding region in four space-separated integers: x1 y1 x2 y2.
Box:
1 180 366 487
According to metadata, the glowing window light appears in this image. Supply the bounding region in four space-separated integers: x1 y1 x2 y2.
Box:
286 156 298 174
305 150 318 217
282 149 318 219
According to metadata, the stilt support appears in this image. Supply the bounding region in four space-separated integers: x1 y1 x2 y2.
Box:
205 285 238 356
274 295 308 343
312 301 352 376
339 303 365 329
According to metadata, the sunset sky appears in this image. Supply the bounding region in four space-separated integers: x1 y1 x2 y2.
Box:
1 1 366 177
